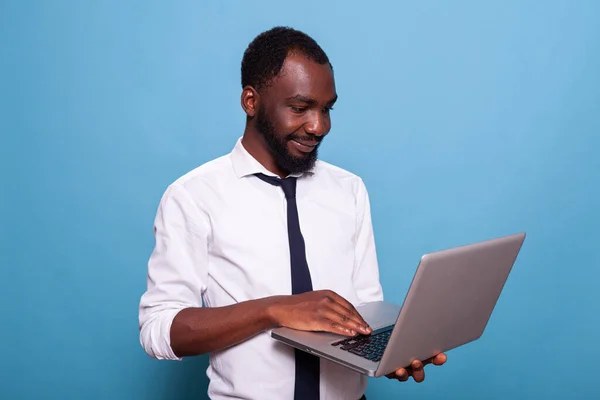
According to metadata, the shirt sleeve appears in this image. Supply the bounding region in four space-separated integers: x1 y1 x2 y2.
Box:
352 178 384 305
138 183 210 360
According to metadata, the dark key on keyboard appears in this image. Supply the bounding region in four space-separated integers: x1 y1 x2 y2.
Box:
340 342 361 351
332 330 392 362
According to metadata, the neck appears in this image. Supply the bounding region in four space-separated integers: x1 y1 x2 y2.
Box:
241 125 289 178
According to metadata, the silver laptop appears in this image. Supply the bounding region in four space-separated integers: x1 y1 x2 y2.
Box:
271 232 526 377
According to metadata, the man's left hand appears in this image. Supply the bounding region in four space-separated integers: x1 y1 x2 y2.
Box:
386 353 447 383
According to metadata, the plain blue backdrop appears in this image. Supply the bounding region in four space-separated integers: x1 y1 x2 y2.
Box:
1 1 599 399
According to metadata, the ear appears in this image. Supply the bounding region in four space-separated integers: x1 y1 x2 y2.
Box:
241 85 259 118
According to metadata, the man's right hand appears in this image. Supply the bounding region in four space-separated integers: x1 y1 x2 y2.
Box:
266 290 372 336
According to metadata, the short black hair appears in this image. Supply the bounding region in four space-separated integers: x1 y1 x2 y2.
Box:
241 26 331 92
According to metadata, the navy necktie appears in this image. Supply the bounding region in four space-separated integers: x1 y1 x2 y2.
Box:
255 173 320 400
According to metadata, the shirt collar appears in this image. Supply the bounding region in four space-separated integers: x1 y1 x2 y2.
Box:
230 137 316 179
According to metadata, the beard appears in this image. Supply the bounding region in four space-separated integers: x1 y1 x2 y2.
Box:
255 108 321 175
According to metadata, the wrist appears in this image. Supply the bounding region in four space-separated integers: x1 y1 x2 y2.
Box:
263 296 284 328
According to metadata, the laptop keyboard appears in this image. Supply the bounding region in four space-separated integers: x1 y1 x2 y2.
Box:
331 329 392 362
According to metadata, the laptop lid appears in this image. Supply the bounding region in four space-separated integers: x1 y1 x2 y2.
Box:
374 232 526 377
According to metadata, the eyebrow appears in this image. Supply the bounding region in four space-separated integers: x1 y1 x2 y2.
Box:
286 94 338 106
326 95 338 106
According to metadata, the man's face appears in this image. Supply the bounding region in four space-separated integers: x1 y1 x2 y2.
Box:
255 53 337 174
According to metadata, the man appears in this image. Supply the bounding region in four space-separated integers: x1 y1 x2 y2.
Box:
139 26 446 400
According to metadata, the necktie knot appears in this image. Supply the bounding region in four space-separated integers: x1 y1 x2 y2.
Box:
255 173 297 200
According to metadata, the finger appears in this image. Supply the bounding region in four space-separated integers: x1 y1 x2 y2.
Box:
324 291 371 332
422 352 446 366
315 317 359 336
321 309 368 335
432 353 447 366
319 312 361 336
324 300 371 334
410 360 425 383
395 368 409 382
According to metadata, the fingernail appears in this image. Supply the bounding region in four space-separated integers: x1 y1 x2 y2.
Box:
364 326 371 332
349 330 356 335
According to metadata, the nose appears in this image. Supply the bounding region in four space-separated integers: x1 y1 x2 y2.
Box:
304 111 328 137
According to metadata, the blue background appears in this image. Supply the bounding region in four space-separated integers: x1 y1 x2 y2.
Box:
1 0 599 399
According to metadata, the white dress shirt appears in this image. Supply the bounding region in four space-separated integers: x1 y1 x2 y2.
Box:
139 137 384 400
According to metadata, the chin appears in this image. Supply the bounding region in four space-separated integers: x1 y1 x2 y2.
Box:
286 144 309 159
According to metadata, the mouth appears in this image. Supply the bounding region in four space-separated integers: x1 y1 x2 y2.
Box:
290 139 318 153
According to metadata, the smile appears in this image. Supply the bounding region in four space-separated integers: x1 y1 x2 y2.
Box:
291 139 317 153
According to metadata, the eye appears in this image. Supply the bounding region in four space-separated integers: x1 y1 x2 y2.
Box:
323 107 334 114
290 106 306 113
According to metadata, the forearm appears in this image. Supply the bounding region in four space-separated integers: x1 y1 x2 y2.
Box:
170 297 278 357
